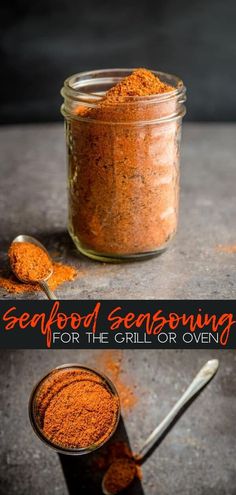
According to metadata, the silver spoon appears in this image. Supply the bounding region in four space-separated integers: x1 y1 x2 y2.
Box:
11 235 56 300
102 359 219 495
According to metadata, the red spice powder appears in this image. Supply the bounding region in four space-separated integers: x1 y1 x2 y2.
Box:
8 242 52 282
0 262 77 294
33 368 120 449
94 441 133 470
93 441 142 493
102 67 173 101
216 244 236 253
95 350 137 412
67 68 179 256
103 458 138 494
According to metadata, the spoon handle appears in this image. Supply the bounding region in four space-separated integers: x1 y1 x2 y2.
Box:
39 280 57 300
138 359 219 460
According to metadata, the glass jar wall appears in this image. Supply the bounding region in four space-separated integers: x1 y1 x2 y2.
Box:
61 69 186 262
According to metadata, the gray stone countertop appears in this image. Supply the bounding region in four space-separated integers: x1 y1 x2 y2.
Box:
0 349 235 495
0 123 236 299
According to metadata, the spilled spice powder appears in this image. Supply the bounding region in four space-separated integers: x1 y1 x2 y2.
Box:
216 244 236 254
96 351 137 412
0 262 77 294
33 367 120 449
107 441 134 463
93 441 133 470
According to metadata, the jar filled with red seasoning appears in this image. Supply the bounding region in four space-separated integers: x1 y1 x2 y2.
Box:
29 364 120 455
61 68 186 262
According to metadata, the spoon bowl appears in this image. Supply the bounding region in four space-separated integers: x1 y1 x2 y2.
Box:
10 235 56 299
102 458 137 495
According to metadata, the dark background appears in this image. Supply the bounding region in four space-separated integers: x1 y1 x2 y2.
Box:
0 0 235 124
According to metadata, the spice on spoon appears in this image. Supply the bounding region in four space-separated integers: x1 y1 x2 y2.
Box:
8 241 52 282
95 350 137 412
102 458 138 495
32 367 120 449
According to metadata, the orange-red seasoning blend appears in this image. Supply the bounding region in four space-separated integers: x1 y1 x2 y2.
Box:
62 67 186 260
0 262 77 294
103 458 138 494
96 350 137 412
0 241 77 294
32 367 120 450
8 242 52 282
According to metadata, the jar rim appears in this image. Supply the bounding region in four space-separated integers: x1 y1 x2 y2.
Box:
29 363 121 456
61 67 186 104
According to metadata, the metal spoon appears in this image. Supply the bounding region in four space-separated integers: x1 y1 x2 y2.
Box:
11 235 56 300
102 359 219 495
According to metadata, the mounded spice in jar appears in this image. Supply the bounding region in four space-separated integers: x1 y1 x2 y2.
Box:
30 366 120 450
61 68 186 261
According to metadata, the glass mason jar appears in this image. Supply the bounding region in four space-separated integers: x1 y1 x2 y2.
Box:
61 69 186 262
29 364 120 455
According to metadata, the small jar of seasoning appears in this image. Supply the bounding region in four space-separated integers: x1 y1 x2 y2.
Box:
61 68 186 262
29 364 120 455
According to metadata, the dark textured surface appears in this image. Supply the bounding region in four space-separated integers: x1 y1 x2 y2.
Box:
0 349 235 494
1 0 236 123
0 123 236 299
